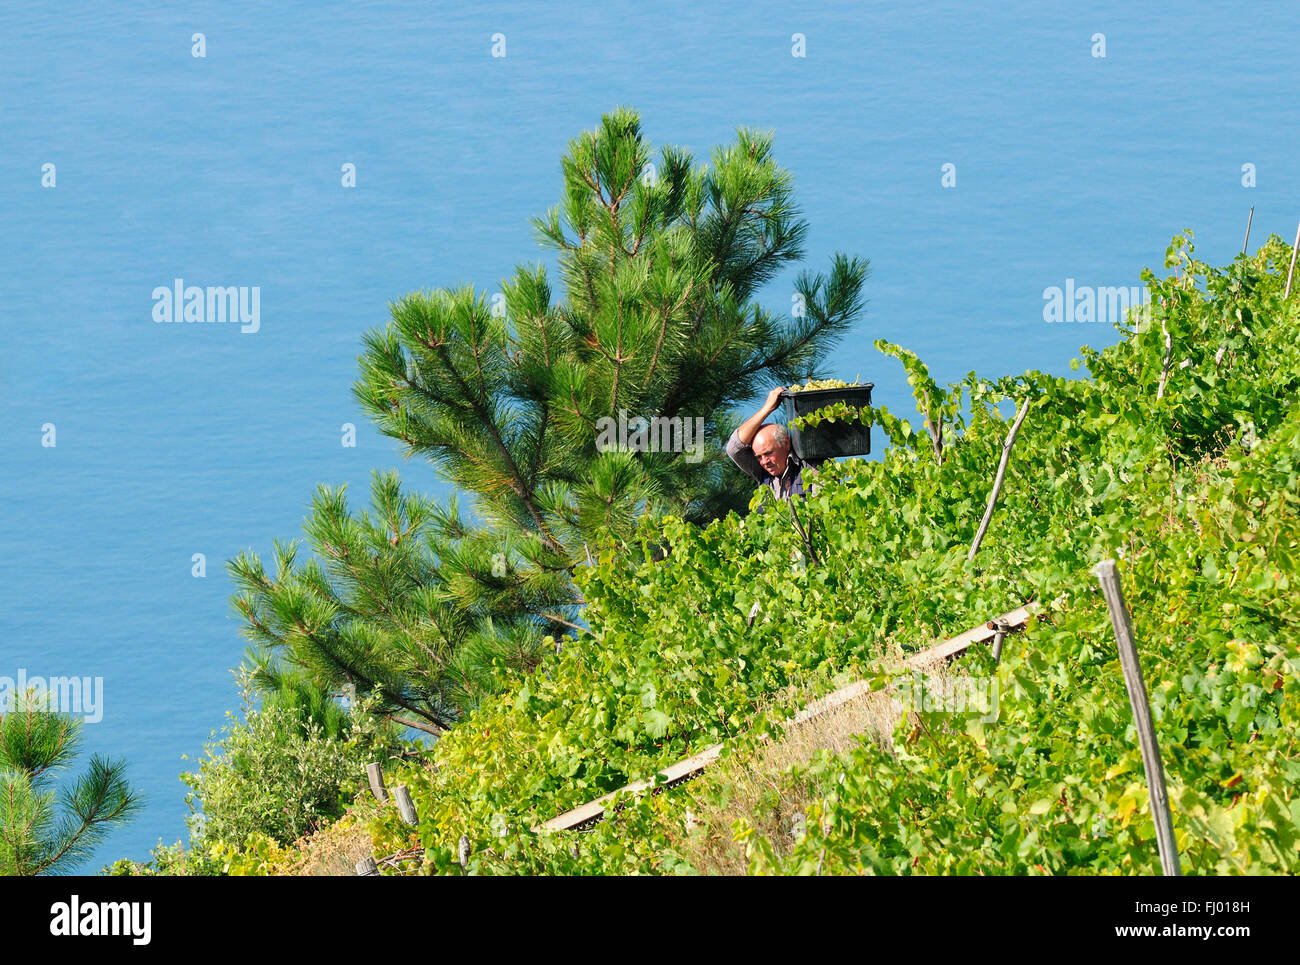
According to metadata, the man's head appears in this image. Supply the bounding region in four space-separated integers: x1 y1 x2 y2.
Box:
753 423 791 477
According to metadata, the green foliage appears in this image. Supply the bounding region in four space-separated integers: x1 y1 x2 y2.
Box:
788 400 871 431
180 675 408 849
747 413 1300 874
105 831 304 877
872 339 967 464
233 108 870 732
0 692 141 875
734 235 1300 874
351 232 1300 875
103 838 213 876
229 474 542 734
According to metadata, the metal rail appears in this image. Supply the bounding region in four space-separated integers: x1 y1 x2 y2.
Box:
537 602 1037 833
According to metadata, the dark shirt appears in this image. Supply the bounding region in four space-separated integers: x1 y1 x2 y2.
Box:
725 427 807 501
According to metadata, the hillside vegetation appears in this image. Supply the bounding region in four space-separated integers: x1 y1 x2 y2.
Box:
197 232 1300 875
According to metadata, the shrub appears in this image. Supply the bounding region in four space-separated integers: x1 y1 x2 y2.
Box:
181 674 405 848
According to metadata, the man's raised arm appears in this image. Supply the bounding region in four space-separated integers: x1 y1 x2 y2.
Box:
736 387 786 447
725 386 786 479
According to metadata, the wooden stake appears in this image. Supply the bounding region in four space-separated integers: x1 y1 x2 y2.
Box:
457 835 471 870
356 856 379 876
968 397 1032 562
1242 205 1254 254
366 762 388 803
393 785 418 825
1287 221 1300 299
1093 560 1181 876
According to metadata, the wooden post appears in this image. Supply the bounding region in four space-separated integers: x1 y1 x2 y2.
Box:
1287 221 1300 299
393 785 418 825
366 762 388 803
1093 560 1181 876
747 601 761 627
1242 205 1254 254
968 397 1032 562
356 856 379 876
457 835 471 871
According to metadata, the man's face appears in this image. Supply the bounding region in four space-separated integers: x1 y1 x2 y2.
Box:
753 426 789 477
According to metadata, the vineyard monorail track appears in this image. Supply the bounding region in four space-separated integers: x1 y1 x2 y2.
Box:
536 601 1039 833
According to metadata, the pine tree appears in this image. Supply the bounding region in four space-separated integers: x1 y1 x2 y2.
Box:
0 692 141 875
230 108 869 732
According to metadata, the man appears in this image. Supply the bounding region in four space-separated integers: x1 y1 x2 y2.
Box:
725 387 809 500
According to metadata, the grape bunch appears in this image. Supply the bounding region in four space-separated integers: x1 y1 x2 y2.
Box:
787 376 862 392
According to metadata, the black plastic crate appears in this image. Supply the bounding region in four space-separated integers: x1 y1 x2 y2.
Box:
780 383 873 461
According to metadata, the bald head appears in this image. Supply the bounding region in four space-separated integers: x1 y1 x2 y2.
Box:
753 423 791 477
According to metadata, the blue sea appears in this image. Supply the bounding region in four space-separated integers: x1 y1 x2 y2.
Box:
2 1 1297 872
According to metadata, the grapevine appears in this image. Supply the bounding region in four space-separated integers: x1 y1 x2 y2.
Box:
788 400 871 431
216 233 1300 876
